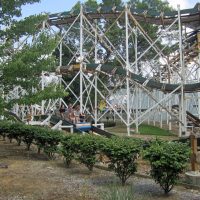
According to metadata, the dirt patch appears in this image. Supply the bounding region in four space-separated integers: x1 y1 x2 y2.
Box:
0 138 200 200
0 139 99 200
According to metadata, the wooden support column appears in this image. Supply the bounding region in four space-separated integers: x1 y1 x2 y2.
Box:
190 134 198 171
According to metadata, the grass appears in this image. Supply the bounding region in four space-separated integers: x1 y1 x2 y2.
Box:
106 123 175 137
137 124 174 136
101 185 144 200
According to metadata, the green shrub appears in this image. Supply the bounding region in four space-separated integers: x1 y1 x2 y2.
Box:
43 129 63 159
33 127 48 153
61 134 101 171
100 137 142 185
0 121 63 155
21 125 36 150
61 134 103 170
0 121 12 141
9 122 25 145
0 121 23 143
0 121 34 150
143 140 190 194
75 134 101 171
60 135 77 167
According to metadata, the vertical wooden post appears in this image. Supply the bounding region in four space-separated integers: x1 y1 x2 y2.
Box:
190 135 198 171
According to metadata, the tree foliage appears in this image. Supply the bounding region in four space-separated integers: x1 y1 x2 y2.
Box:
1 0 40 25
0 0 66 115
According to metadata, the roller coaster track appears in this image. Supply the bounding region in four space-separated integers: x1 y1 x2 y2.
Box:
60 63 200 93
172 105 200 127
48 4 200 28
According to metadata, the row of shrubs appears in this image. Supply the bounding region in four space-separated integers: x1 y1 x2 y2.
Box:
0 121 191 194
0 121 62 158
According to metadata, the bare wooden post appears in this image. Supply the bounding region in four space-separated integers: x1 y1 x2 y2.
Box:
190 134 198 171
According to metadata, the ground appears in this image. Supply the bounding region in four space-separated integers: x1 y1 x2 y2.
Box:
0 137 200 200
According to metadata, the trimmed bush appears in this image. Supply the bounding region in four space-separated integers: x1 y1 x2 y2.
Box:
61 134 102 171
60 135 76 167
33 127 49 154
9 123 24 145
43 129 63 159
100 137 142 185
21 125 36 150
0 121 13 141
143 140 190 194
0 121 63 157
75 134 101 171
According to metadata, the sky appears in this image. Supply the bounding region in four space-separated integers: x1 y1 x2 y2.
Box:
21 0 200 18
167 0 199 9
21 0 79 17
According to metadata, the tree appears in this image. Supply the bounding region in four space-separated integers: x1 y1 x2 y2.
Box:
143 140 190 194
0 0 40 24
0 0 66 115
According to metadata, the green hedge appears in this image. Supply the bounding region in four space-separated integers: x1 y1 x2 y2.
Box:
0 121 191 191
0 121 63 158
61 134 143 184
0 121 143 184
